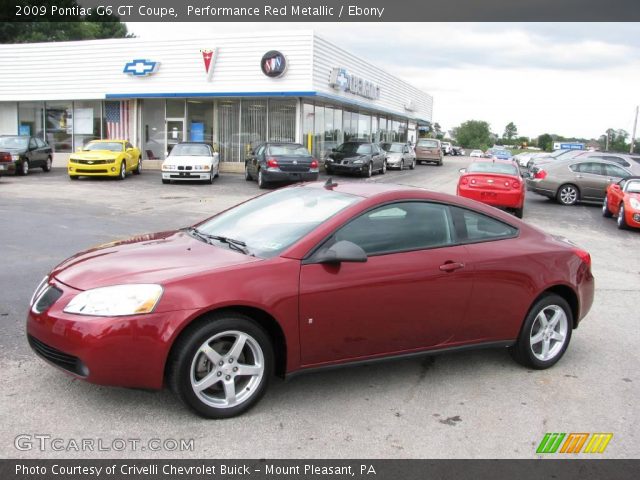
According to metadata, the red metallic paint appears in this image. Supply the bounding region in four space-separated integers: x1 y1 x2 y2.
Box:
606 184 640 229
27 182 594 390
457 172 525 210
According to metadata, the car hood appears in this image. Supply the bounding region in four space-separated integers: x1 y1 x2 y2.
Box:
164 155 214 165
71 150 121 160
51 230 259 290
385 152 402 159
329 152 366 162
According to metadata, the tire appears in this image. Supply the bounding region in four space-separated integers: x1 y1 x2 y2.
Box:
602 196 613 218
43 156 52 172
19 160 29 176
617 204 628 230
167 313 274 419
437 158 443 166
325 166 333 175
556 184 579 206
244 164 252 181
118 161 126 180
214 164 220 179
257 169 268 189
509 293 573 369
410 159 416 170
381 161 387 174
69 175 79 180
514 207 524 219
162 179 170 185
362 162 373 178
207 172 214 184
133 158 141 175
399 161 404 171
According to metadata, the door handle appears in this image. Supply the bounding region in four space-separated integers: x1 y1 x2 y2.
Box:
439 262 465 272
575 175 583 179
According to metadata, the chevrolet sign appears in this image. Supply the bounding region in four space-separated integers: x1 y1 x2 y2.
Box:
329 67 380 100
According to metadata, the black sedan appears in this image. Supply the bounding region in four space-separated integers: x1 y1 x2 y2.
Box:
0 135 53 176
324 142 387 178
245 143 319 189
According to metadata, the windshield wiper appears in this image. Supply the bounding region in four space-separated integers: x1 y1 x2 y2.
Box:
185 228 253 256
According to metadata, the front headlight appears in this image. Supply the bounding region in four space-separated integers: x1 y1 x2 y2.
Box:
630 198 640 210
353 159 363 165
63 284 163 317
162 164 175 171
194 165 211 171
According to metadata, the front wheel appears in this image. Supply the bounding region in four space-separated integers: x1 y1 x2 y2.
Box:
43 156 52 172
410 159 416 170
381 161 387 174
509 294 572 369
162 179 170 185
167 313 274 419
602 196 613 217
617 204 628 230
362 162 373 178
207 172 214 184
118 161 126 180
133 158 141 175
557 184 579 205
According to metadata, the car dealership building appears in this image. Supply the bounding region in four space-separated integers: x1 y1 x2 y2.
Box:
0 31 433 171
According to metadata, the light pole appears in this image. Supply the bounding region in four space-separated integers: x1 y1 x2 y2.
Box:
631 105 638 154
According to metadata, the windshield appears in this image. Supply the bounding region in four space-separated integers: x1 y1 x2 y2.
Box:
267 145 310 156
494 150 512 158
467 162 519 176
336 143 370 154
196 187 361 258
170 144 211 156
381 143 403 153
417 140 438 148
84 142 123 152
0 136 28 149
625 181 640 193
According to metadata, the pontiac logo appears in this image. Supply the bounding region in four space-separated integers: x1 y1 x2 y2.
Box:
201 48 218 81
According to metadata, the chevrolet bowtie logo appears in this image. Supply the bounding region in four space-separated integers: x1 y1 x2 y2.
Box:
123 59 160 76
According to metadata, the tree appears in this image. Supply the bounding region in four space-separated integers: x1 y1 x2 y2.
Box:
0 1 129 43
503 122 518 142
537 133 553 152
452 120 492 149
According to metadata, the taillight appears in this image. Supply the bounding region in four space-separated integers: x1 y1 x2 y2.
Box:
460 177 469 185
266 157 278 168
534 169 547 179
310 159 318 169
573 249 591 269
511 180 520 189
0 152 10 162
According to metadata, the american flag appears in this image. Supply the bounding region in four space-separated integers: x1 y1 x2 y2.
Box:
105 101 129 139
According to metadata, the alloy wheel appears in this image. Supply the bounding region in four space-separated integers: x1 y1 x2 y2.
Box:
190 330 264 409
44 157 52 172
21 161 29 176
617 205 627 229
558 185 578 205
529 305 568 362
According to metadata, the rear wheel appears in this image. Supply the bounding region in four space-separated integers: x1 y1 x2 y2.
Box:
617 204 628 230
43 156 52 172
19 160 29 176
257 169 268 189
437 158 443 166
602 196 613 217
167 313 274 419
510 294 572 369
514 206 524 219
325 165 333 175
244 164 252 181
133 157 141 175
556 184 579 206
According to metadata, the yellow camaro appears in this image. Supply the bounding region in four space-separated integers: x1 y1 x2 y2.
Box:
68 140 141 180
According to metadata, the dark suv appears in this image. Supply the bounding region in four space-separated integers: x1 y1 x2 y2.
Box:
324 142 387 177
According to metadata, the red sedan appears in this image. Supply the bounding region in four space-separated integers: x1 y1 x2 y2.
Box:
457 160 526 218
27 181 594 418
602 176 640 230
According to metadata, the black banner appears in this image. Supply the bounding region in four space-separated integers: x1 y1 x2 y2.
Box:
2 0 640 22
2 460 639 480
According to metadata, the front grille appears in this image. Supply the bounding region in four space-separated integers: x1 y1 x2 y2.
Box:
76 169 108 173
76 159 110 165
170 174 197 178
32 285 62 314
177 166 193 171
28 335 86 376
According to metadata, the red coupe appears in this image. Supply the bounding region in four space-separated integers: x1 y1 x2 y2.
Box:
457 160 526 218
27 181 594 418
602 176 640 230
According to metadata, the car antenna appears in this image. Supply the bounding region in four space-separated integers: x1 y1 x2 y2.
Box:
324 177 338 189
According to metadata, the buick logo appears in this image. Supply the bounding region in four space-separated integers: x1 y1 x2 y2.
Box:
261 51 287 78
292 160 298 165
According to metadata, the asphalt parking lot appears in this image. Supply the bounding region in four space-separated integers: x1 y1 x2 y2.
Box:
1 158 638 459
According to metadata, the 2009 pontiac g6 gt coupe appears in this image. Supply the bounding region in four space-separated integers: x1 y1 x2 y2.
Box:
27 181 594 418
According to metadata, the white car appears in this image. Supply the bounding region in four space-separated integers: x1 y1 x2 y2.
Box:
161 142 220 184
441 142 452 155
470 149 483 158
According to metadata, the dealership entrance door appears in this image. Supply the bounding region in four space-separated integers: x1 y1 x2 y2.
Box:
166 118 184 155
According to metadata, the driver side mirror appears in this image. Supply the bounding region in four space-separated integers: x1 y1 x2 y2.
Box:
126 147 134 152
612 184 621 191
458 168 466 174
314 240 367 264
521 171 532 179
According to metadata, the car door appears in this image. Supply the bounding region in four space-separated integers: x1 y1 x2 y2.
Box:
27 137 40 166
253 144 266 175
570 162 609 199
372 144 383 169
607 179 626 216
298 201 474 366
125 142 135 169
602 163 632 200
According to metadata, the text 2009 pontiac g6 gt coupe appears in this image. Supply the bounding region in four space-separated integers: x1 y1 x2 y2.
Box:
27 181 594 418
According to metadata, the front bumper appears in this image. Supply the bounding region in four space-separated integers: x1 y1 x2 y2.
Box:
26 278 199 389
325 162 366 175
162 170 211 181
68 162 119 177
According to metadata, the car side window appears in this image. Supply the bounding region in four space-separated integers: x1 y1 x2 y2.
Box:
603 156 630 167
333 202 453 256
29 138 37 149
35 138 46 148
450 207 518 243
125 142 133 150
575 162 605 175
604 164 630 179
256 145 265 156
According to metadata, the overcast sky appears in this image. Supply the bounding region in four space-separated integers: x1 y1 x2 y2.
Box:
127 22 639 140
